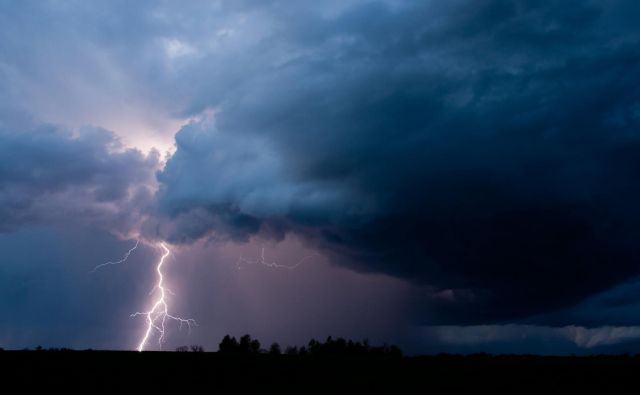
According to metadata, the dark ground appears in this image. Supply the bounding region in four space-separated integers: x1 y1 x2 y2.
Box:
2 351 640 393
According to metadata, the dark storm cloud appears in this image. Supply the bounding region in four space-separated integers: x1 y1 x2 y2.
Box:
0 125 158 234
151 0 640 324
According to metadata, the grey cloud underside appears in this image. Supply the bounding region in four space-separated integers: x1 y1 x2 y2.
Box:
151 0 640 324
0 125 158 235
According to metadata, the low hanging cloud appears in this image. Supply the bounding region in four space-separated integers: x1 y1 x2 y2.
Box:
147 0 640 324
0 124 159 236
415 324 640 354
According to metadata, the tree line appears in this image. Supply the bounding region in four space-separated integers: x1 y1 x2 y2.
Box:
177 334 402 357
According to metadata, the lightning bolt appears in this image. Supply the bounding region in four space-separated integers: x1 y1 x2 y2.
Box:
90 240 139 273
131 242 196 352
236 245 317 270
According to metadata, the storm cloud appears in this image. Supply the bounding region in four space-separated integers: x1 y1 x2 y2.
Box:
149 0 640 324
2 0 640 351
0 124 158 235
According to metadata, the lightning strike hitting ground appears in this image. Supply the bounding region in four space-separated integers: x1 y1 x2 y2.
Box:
131 242 196 352
236 245 317 270
90 240 139 273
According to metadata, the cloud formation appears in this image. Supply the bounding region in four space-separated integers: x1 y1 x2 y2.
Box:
414 324 640 354
0 125 158 235
2 0 640 331
149 0 640 324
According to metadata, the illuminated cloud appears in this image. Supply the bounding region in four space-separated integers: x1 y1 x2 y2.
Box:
0 124 158 236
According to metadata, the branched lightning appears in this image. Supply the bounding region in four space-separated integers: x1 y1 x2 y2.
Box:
90 240 139 273
236 245 317 270
131 242 196 352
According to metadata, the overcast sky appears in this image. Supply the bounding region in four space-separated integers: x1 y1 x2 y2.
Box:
2 0 640 354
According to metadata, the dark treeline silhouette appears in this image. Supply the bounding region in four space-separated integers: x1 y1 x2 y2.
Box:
3 343 640 393
214 334 402 358
218 334 262 354
175 345 205 352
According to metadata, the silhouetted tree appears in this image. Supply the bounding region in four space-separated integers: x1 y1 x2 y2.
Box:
175 346 189 352
285 346 298 355
250 339 261 354
308 338 319 355
216 333 402 358
239 334 252 353
363 339 370 352
269 342 281 355
219 335 239 354
190 345 204 352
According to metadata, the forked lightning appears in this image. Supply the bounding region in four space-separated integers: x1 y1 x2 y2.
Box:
131 242 196 351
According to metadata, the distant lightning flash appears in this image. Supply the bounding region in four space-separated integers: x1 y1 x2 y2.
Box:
131 242 196 352
90 240 139 273
236 245 317 270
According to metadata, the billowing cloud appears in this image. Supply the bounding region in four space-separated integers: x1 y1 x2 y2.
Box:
2 0 640 343
0 124 158 235
148 0 640 324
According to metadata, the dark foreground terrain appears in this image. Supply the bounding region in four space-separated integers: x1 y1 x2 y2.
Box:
2 350 640 393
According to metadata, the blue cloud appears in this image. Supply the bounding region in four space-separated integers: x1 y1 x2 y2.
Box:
0 124 158 235
2 0 640 335
150 0 640 324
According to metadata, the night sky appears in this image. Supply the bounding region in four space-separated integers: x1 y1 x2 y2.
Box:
2 0 640 354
